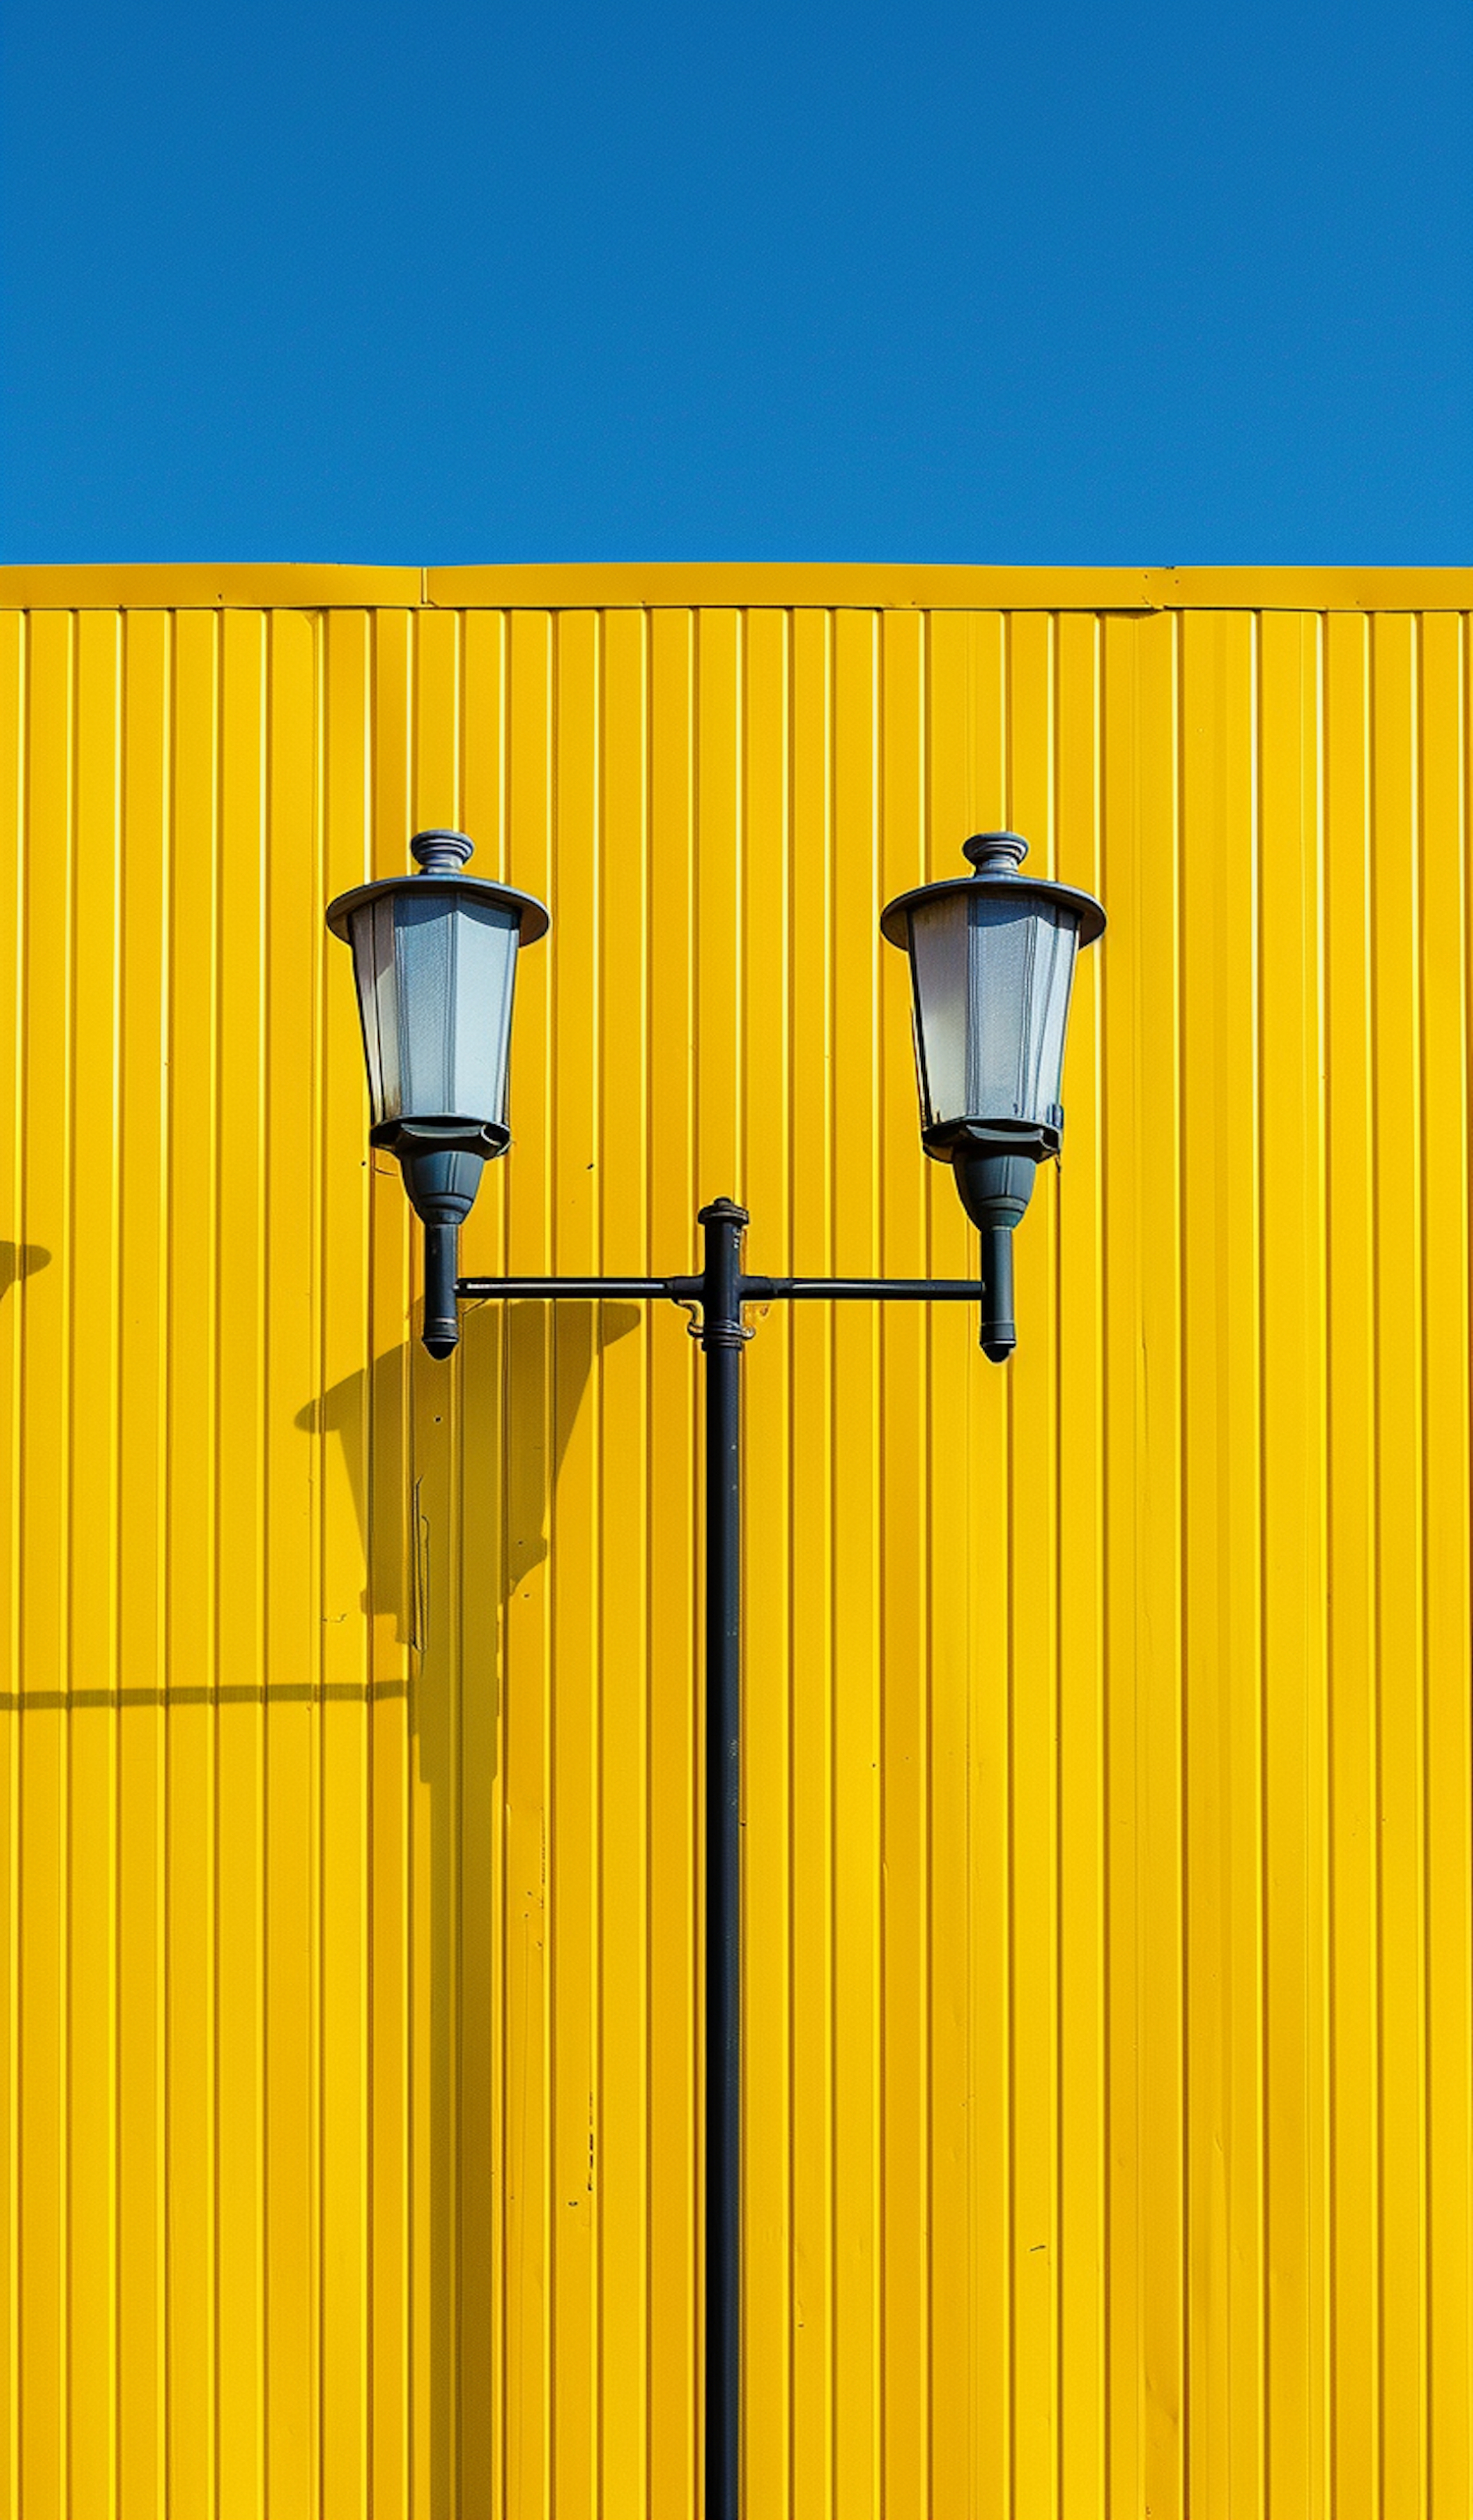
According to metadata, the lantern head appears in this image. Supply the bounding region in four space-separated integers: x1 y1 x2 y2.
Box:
880 832 1104 1361
327 831 550 1357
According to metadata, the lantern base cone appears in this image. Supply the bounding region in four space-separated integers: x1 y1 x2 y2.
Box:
952 1146 1038 1235
398 1144 487 1360
950 1149 1037 1364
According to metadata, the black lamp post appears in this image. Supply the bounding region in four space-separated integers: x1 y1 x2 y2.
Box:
327 826 1103 2520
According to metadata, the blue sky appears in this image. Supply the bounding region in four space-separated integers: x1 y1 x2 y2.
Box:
2 0 1468 563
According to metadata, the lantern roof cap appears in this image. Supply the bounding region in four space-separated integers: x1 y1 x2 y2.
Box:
410 829 475 875
880 831 1105 949
962 829 1029 873
326 829 551 945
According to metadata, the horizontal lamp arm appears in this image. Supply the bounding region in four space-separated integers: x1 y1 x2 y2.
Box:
458 1275 700 1302
742 1275 985 1302
457 1271 985 1305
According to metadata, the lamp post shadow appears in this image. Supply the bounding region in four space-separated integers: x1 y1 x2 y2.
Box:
300 1291 642 2511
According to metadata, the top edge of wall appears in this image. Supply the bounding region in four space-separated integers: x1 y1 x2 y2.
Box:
1 562 1470 613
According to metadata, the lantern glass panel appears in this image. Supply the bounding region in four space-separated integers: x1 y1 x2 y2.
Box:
348 889 521 1132
908 890 1080 1133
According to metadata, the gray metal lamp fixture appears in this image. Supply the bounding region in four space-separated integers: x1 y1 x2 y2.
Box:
325 829 550 1357
327 823 1101 2520
880 830 1105 1359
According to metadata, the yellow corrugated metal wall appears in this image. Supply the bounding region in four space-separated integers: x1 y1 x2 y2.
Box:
1 568 1470 2518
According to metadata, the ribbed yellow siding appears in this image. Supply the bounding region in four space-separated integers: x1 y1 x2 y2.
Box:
0 577 1469 2519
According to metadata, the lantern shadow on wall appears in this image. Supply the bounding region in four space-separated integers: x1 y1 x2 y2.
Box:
0 1242 50 1298
297 1292 642 1650
296 1287 642 2515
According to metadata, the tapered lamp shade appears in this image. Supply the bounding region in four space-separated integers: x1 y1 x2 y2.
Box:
347 882 520 1146
905 885 1081 1143
327 830 550 1156
326 830 550 1358
880 832 1104 1158
880 832 1104 1362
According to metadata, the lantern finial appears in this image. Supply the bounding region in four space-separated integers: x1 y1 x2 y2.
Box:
409 829 475 877
961 831 1028 875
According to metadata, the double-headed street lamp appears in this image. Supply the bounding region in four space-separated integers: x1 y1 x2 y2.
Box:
327 825 1103 2520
